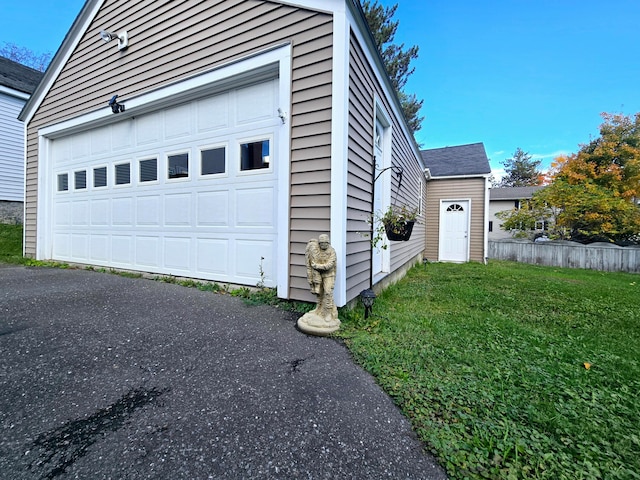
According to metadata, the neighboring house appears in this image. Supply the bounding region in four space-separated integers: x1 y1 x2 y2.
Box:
420 143 491 263
489 186 546 240
18 0 428 307
0 56 43 224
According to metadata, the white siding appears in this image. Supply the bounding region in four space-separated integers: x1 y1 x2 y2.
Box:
0 92 26 201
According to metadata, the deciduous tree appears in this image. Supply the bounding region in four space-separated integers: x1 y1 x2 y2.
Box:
498 113 640 242
0 42 51 72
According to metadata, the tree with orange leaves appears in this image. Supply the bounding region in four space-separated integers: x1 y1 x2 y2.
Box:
499 113 640 242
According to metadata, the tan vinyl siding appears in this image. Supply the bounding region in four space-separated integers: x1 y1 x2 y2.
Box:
425 177 487 262
25 0 333 302
346 31 425 301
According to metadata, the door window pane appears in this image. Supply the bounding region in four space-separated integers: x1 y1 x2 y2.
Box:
115 163 131 185
168 153 189 179
57 173 68 192
74 170 87 190
240 139 270 171
139 158 158 182
201 147 225 175
94 167 107 187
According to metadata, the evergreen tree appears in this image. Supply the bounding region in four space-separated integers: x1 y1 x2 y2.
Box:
361 1 423 134
499 148 543 187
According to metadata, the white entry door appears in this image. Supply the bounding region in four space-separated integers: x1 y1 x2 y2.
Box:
439 200 470 262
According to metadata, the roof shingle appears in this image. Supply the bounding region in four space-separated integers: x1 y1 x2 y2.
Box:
420 142 491 177
0 56 43 95
490 186 545 200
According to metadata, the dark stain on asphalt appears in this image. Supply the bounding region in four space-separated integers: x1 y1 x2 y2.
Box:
28 386 169 479
287 355 314 374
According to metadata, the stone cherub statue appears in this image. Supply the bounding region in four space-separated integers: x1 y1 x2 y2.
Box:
297 234 341 335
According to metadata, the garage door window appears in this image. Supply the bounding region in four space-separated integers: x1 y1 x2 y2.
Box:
240 139 270 171
201 146 226 176
74 170 87 190
139 158 158 183
94 166 107 188
115 162 131 185
168 152 189 179
57 173 69 192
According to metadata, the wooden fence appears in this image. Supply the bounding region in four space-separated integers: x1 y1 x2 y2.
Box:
488 239 640 273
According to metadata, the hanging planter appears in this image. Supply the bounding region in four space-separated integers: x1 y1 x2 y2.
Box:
369 204 419 248
384 218 415 241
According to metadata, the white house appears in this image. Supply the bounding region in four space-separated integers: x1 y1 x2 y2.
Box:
0 56 42 223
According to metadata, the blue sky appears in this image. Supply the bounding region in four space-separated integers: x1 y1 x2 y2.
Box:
2 0 639 177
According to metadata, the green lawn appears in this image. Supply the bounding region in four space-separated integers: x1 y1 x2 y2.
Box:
338 261 640 479
0 223 26 264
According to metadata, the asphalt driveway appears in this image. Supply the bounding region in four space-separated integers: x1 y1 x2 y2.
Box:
0 265 446 479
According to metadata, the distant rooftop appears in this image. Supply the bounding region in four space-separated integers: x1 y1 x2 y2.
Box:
490 186 545 200
420 142 491 177
0 56 43 95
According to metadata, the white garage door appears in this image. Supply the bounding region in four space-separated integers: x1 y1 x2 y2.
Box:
50 79 280 287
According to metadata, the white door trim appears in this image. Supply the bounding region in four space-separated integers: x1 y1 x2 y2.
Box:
36 45 292 297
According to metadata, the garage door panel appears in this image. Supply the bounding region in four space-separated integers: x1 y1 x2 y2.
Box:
91 126 111 156
90 199 109 226
165 104 193 140
71 234 89 258
236 81 276 125
72 131 91 161
53 233 71 257
112 121 134 151
165 193 192 226
112 198 134 225
235 239 275 286
112 235 133 264
137 112 163 146
136 236 160 267
72 201 90 226
52 137 72 164
197 238 229 275
137 195 161 226
235 187 274 227
197 94 229 132
164 237 192 272
197 191 229 226
90 235 109 261
55 201 71 226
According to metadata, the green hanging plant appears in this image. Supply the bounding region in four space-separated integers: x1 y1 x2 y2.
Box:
369 204 419 248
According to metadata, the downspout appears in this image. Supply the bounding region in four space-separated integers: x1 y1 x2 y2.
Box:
484 175 490 264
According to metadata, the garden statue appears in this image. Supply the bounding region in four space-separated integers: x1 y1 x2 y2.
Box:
297 234 341 336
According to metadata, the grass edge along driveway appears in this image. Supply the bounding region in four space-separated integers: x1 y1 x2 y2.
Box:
338 260 640 480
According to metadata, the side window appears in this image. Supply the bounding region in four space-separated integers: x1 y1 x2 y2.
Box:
57 173 69 192
115 162 131 185
74 170 87 190
201 146 226 176
240 139 270 171
139 158 158 183
168 152 189 179
94 166 107 188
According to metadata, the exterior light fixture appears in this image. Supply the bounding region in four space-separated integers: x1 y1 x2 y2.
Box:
108 95 125 114
100 29 128 51
360 289 376 319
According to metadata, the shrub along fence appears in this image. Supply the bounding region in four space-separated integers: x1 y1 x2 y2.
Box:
489 239 640 273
